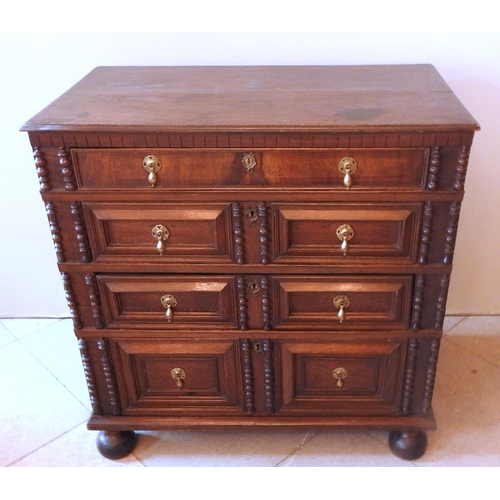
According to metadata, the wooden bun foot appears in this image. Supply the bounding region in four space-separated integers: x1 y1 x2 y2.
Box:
96 430 138 460
388 431 427 460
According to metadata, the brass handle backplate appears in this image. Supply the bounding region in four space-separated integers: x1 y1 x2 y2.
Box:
333 295 350 323
336 224 354 255
143 155 162 187
161 294 177 322
171 367 186 389
151 224 170 254
242 152 257 173
338 157 358 189
332 367 348 388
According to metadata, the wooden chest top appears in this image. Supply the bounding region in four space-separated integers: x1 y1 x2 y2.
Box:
21 65 479 133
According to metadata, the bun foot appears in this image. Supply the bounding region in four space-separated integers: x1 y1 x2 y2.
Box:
388 430 427 460
96 430 138 460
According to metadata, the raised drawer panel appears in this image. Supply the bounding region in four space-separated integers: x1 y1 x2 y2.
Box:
111 338 245 415
83 202 235 263
272 275 413 330
96 275 240 330
277 340 405 415
272 203 422 264
72 148 428 189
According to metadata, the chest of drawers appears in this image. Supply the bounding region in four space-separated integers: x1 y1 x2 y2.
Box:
22 65 479 461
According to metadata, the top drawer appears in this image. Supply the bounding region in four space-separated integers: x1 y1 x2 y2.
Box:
71 148 429 190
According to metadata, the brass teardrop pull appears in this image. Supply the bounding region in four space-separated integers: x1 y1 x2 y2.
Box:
171 367 186 389
151 224 169 254
161 294 177 322
332 367 348 388
338 157 358 189
143 155 162 187
336 224 354 255
333 295 350 323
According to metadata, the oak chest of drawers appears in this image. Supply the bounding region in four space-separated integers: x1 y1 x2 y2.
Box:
22 65 479 460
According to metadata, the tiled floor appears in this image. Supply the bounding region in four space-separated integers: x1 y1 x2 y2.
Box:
1 316 499 467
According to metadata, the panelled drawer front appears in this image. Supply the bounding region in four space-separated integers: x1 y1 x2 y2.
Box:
272 203 422 264
73 149 240 189
111 338 245 415
277 340 405 415
272 275 413 330
258 149 428 189
83 202 235 263
97 275 240 330
72 148 428 189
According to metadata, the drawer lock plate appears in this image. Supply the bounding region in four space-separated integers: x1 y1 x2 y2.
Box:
242 152 257 173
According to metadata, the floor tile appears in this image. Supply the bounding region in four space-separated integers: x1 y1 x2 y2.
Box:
10 422 144 467
443 315 465 334
414 338 500 466
0 318 61 339
133 429 315 467
0 323 16 348
19 319 91 410
445 315 500 336
444 316 500 367
279 430 414 467
0 341 90 467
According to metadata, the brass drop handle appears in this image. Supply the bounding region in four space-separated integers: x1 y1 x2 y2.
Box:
333 295 350 323
151 224 169 254
161 294 177 322
171 367 186 389
332 367 348 388
143 155 162 187
338 156 358 189
242 152 257 173
336 224 354 255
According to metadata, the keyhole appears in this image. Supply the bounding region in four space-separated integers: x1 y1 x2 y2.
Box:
246 207 259 225
249 280 261 296
253 341 263 354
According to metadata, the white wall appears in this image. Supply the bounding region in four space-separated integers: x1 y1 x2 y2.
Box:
1 31 499 317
